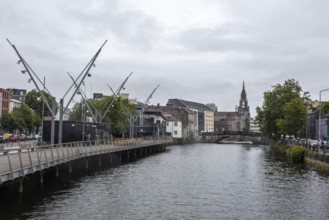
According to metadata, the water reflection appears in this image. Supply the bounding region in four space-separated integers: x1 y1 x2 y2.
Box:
1 144 329 219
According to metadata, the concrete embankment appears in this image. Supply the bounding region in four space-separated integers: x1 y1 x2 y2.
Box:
269 141 329 171
304 150 329 172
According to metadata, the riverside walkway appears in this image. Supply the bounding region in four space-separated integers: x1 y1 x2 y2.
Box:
0 137 172 187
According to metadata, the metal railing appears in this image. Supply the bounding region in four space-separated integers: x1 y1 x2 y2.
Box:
0 136 172 184
280 138 329 154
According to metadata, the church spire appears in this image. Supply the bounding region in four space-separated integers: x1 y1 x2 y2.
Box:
241 81 246 99
238 81 250 131
239 81 249 112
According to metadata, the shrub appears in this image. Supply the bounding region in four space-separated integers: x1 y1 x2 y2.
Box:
289 146 305 162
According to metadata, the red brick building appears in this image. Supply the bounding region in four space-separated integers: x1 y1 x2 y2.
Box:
0 88 10 117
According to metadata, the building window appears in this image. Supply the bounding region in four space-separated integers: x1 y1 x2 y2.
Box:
174 122 178 126
174 131 177 135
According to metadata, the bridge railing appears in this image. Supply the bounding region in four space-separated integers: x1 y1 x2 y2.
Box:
0 136 172 184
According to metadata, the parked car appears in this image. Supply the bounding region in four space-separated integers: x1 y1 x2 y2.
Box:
18 134 26 141
10 135 18 142
26 134 33 140
3 133 11 141
308 139 319 150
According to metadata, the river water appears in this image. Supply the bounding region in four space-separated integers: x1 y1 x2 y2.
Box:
2 143 329 219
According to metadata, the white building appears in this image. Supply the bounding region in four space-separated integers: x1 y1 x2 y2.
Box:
9 98 21 112
164 114 182 138
167 99 214 133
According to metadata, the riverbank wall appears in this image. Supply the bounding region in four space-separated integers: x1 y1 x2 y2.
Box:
269 140 329 171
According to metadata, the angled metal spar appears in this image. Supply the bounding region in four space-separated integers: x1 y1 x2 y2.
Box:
7 38 57 145
62 40 108 112
100 72 133 122
139 84 160 127
6 39 56 118
58 40 108 144
67 72 98 123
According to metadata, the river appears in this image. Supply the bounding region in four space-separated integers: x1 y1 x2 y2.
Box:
2 143 329 219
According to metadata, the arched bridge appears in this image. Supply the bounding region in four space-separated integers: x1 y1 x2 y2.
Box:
200 131 263 143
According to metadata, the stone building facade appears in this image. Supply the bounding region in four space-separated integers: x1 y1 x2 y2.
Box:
214 82 250 132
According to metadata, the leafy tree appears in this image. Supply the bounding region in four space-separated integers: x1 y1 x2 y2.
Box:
255 79 310 138
103 97 137 135
11 104 35 133
69 99 98 121
0 113 16 133
276 98 307 136
69 96 137 136
25 89 54 117
69 102 83 121
97 96 137 135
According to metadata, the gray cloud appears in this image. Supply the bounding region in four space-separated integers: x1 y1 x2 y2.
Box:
2 0 329 117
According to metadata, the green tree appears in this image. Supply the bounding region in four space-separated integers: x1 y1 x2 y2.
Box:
11 104 35 133
255 79 310 138
69 96 137 136
25 89 54 117
276 98 307 136
0 113 16 133
69 102 83 121
104 97 136 135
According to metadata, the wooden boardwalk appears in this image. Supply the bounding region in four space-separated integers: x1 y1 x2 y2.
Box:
0 137 172 185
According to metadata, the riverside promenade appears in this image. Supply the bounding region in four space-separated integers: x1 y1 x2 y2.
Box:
0 136 173 190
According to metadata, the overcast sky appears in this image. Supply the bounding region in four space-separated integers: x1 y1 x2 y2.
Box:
2 0 329 117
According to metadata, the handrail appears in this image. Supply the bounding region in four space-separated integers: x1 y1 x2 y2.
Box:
0 136 173 185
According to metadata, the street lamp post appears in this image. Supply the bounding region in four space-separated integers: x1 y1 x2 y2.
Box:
319 88 329 153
